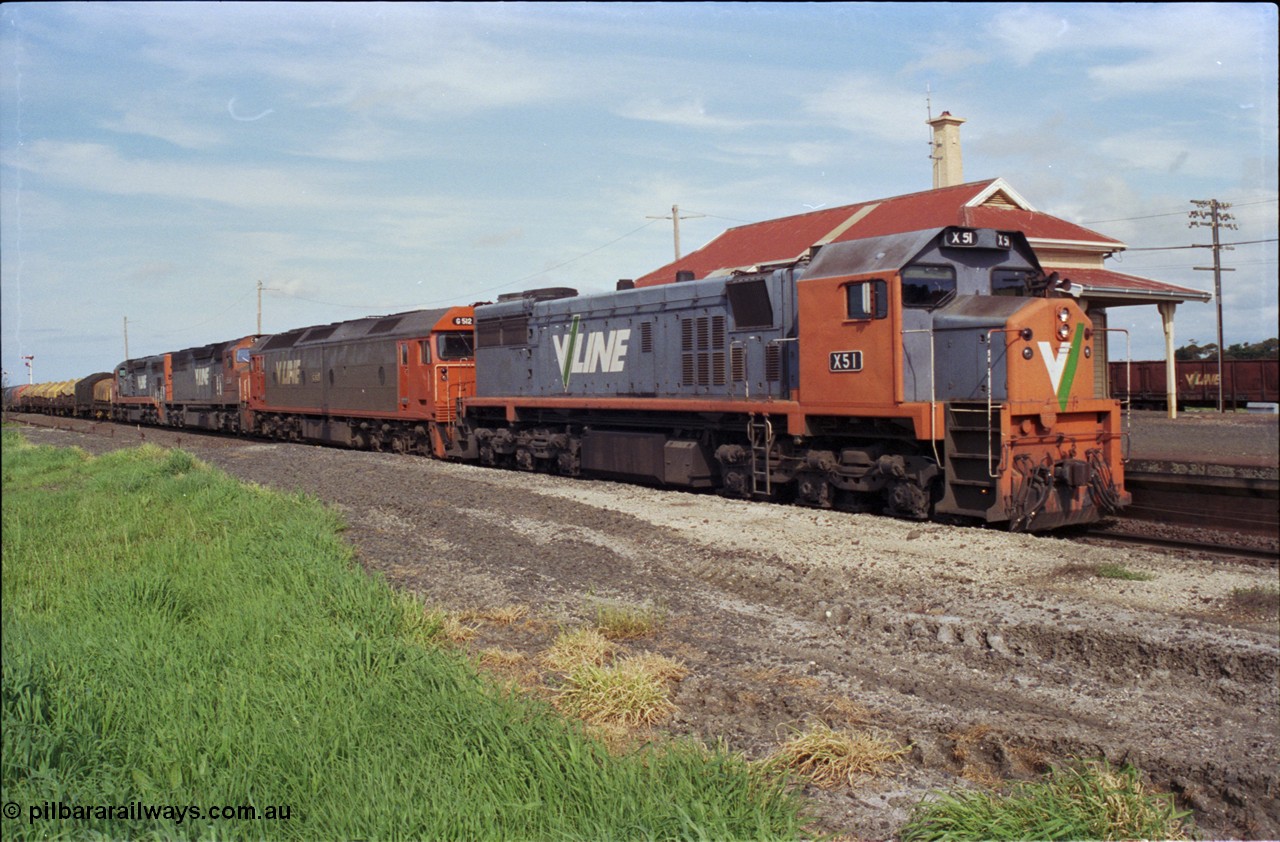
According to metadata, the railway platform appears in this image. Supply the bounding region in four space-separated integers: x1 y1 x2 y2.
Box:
1126 409 1278 471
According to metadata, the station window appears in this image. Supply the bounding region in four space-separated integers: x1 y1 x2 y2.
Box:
845 279 888 320
901 265 956 309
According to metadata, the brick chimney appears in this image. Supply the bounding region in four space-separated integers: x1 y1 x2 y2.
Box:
927 111 965 188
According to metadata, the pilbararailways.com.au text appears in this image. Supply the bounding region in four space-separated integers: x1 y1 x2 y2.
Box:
7 800 291 825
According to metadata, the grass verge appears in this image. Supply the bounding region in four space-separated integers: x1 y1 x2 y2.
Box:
899 759 1192 841
1095 562 1156 581
767 723 909 790
1 431 805 840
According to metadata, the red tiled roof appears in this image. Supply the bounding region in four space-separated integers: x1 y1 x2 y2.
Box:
634 178 1125 287
638 205 854 285
1056 267 1211 302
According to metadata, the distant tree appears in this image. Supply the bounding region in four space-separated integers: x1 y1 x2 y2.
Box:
1176 338 1278 360
1174 340 1216 361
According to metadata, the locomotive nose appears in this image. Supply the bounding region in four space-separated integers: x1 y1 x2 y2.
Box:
997 298 1128 531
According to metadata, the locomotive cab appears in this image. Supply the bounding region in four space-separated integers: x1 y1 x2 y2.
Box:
796 226 1127 530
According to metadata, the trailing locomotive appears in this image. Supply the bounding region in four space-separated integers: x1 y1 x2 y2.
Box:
9 225 1129 532
244 306 476 454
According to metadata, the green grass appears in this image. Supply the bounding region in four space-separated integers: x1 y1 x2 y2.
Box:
1095 562 1155 581
1 430 805 840
899 759 1192 841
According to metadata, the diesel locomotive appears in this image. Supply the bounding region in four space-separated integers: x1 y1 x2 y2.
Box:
8 225 1129 532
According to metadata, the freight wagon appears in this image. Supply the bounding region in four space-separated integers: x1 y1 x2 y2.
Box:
1109 359 1279 410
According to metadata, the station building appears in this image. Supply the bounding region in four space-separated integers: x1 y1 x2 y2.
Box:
632 113 1209 412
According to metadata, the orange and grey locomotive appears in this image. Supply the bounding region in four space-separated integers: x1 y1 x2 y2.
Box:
451 227 1127 530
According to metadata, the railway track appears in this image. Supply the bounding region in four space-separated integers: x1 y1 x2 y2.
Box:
10 413 1280 561
1078 522 1278 566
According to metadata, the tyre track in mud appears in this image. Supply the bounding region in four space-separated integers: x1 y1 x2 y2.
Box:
11 420 1279 840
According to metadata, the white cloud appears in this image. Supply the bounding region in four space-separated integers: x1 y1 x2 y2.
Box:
986 3 1275 95
615 98 763 131
8 141 349 210
101 103 226 151
985 6 1073 67
803 75 931 145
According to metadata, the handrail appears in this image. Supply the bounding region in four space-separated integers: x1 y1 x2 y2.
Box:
900 327 940 468
1098 327 1131 461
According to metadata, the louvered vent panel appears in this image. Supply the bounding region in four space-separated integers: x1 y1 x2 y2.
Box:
765 344 781 382
730 346 746 382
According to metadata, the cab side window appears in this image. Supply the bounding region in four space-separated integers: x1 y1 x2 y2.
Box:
845 279 888 320
992 268 1032 297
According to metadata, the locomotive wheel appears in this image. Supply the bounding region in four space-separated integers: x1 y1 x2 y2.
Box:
795 471 833 509
720 468 750 499
884 477 932 520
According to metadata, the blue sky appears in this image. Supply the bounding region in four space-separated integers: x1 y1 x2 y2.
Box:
2 2 1276 384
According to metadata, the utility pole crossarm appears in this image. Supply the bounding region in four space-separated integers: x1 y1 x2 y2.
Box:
647 204 706 262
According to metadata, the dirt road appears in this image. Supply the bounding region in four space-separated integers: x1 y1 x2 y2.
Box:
10 418 1279 839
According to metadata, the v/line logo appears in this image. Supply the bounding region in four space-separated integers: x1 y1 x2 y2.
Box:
1037 323 1084 411
552 315 631 389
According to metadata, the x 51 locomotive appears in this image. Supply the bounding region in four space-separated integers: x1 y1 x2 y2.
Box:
450 226 1127 531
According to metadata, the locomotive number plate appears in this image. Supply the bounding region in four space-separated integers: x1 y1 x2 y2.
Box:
829 350 863 372
942 227 1013 250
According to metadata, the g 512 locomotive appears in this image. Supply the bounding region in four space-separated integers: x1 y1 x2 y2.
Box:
10 225 1128 532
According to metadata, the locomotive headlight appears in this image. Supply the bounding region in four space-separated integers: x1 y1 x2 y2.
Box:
1058 307 1070 323
1022 347 1034 360
1057 323 1071 341
1019 328 1033 341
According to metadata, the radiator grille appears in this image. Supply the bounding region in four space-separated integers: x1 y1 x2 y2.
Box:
764 344 781 382
680 315 727 387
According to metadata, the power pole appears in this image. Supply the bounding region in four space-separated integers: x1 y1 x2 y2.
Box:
123 316 129 360
1188 199 1237 412
22 355 34 384
257 279 263 336
647 204 705 262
